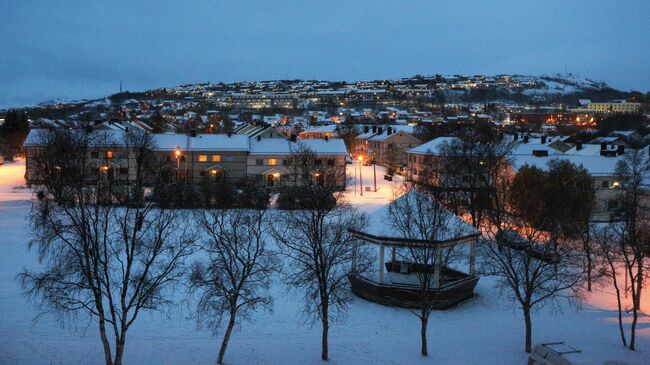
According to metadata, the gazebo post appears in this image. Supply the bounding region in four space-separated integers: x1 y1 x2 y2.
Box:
433 246 442 289
379 243 385 284
469 238 477 276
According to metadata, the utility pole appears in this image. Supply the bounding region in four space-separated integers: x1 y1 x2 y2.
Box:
373 156 377 192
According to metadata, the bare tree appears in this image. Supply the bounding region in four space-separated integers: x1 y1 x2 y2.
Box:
272 159 367 360
607 148 650 350
432 135 514 228
482 163 588 355
189 208 276 364
20 129 195 365
387 186 472 356
593 225 628 347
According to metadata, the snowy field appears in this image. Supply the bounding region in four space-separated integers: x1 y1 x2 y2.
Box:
1 160 649 364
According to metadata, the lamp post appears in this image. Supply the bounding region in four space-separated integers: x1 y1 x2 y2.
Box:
358 156 364 196
175 147 181 183
372 153 377 192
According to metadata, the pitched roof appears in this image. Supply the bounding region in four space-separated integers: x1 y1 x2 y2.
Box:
408 137 459 155
352 190 479 245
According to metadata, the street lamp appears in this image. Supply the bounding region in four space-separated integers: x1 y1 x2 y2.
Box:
358 156 364 196
372 153 377 192
175 147 181 182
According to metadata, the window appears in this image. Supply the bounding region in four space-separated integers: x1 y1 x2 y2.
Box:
106 151 113 159
198 155 208 162
91 152 99 158
282 159 288 166
165 156 171 162
180 156 186 162
212 154 221 162
256 159 263 166
327 159 335 166
315 159 322 165
119 167 128 175
268 159 277 166
601 181 609 189
200 171 206 177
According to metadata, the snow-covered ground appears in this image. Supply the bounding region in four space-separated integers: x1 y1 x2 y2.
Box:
1 160 649 364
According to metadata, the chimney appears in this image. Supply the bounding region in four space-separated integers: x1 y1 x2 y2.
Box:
498 132 504 140
324 135 329 142
523 135 529 143
125 127 129 133
372 126 377 133
618 145 625 155
600 142 607 151
541 135 547 144
256 135 261 141
387 126 393 135
576 141 583 150
290 134 297 142
513 132 518 141
190 129 197 137
378 127 383 134
227 131 232 138
364 125 370 133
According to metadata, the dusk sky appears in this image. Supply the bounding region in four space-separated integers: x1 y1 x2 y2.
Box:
1 0 649 108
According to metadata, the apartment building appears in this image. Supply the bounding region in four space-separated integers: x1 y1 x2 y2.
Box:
23 128 347 188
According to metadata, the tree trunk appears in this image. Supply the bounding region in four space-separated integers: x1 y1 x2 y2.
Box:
610 269 627 347
524 305 533 353
114 335 126 365
630 305 638 350
218 311 237 364
321 314 329 361
420 312 429 356
586 253 592 292
98 315 113 365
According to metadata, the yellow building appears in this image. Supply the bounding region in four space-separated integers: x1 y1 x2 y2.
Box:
587 101 640 114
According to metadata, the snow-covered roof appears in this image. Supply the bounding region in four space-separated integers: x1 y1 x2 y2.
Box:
511 141 564 156
24 129 125 147
295 139 348 155
249 137 292 155
511 154 623 177
300 124 338 134
153 133 250 152
564 144 618 156
351 190 479 245
408 137 459 155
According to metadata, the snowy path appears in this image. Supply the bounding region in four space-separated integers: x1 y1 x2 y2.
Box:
1 162 649 364
345 161 404 214
0 159 31 202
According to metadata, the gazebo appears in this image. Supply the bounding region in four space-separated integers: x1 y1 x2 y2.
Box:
349 192 481 309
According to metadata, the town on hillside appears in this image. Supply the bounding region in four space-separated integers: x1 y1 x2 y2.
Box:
1 75 650 365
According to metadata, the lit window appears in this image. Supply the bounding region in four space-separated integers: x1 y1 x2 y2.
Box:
198 155 208 162
212 155 221 162
106 151 113 159
268 159 277 166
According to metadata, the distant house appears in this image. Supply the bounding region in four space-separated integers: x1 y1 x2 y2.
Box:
298 124 338 139
355 125 421 173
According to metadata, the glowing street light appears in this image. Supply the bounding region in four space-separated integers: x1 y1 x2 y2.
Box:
175 146 182 182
